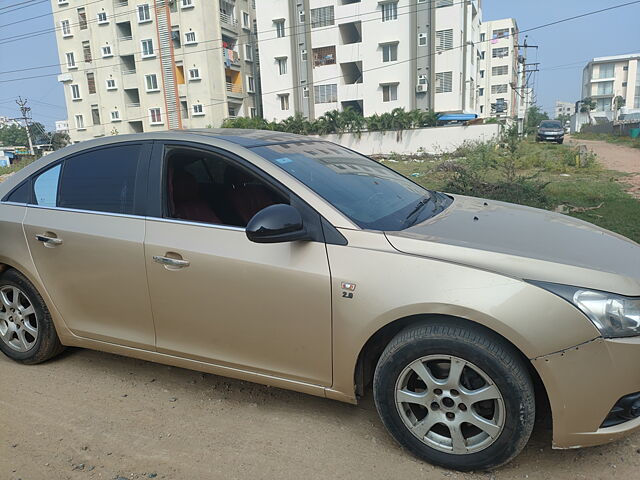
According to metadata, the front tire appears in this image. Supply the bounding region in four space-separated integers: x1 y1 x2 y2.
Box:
373 321 535 471
0 269 64 364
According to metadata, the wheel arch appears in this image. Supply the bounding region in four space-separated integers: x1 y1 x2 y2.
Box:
353 313 551 424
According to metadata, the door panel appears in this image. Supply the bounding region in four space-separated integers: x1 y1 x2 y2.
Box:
24 208 155 348
145 219 333 386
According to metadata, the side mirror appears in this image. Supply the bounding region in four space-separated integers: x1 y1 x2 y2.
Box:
246 204 309 244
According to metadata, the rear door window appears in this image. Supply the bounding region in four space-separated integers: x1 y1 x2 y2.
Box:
58 144 141 214
33 164 61 207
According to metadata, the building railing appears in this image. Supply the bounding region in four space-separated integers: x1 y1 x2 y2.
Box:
220 11 238 27
122 69 136 75
223 48 240 65
114 0 128 7
126 102 141 108
119 35 133 41
226 82 243 94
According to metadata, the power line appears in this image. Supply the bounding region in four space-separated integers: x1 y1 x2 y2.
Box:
0 0 47 16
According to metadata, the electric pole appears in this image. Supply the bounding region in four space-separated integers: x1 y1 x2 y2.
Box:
16 97 35 155
516 36 539 136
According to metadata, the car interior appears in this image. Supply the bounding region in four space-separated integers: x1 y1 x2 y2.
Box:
165 148 286 228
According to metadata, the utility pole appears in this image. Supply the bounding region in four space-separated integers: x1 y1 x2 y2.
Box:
16 97 34 155
516 36 539 136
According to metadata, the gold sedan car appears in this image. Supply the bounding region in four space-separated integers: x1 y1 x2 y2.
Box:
1 130 639 471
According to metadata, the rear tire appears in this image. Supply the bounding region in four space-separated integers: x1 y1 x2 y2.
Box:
373 321 535 471
0 269 64 364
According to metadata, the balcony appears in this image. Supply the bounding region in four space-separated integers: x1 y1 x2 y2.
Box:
223 48 240 67
220 11 238 31
226 82 243 94
113 0 128 7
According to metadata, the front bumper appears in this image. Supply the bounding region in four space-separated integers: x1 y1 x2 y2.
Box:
538 134 564 141
532 336 640 448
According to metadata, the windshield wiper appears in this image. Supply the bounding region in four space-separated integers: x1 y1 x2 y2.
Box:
403 192 440 227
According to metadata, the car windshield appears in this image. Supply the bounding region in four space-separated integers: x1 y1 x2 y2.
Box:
251 141 452 231
540 121 562 129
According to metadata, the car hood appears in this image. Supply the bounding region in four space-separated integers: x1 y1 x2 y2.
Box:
385 195 640 296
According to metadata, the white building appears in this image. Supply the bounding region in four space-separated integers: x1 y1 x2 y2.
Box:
0 116 21 128
256 0 481 122
477 18 519 119
581 53 640 115
55 120 70 133
52 0 261 142
554 101 574 119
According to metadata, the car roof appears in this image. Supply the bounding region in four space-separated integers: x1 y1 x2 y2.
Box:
182 129 321 147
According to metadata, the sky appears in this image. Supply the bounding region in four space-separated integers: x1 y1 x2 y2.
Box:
0 0 638 130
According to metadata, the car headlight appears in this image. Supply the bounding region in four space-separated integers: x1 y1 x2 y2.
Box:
529 281 640 338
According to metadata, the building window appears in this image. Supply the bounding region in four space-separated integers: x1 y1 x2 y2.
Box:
436 0 453 7
82 41 92 63
381 2 398 22
596 97 612 111
138 4 151 22
491 84 508 94
91 105 100 126
597 81 613 95
480 105 484 114
278 94 290 110
418 33 427 47
149 108 163 125
310 6 334 28
277 57 287 75
192 104 204 116
141 39 154 57
479 69 485 78
101 45 113 57
184 31 197 45
58 0 68 5
478 88 484 96
492 28 509 39
97 11 108 24
70 84 81 100
74 114 84 129
436 29 453 51
480 33 486 42
145 74 159 91
479 51 485 60
106 79 117 90
182 0 194 8
242 11 250 29
492 47 509 58
86 72 97 94
313 46 336 67
303 86 309 98
247 75 255 92
61 19 72 37
314 84 338 104
492 65 508 76
245 44 253 60
111 111 121 122
301 49 308 61
435 71 452 93
188 68 201 80
382 43 398 63
77 8 88 30
250 107 257 118
382 84 398 102
65 52 76 69
275 19 285 38
598 63 615 79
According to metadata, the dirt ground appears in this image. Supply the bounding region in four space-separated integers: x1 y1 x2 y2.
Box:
1 349 640 480
567 136 640 197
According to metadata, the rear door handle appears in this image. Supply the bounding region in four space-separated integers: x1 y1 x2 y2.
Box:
153 255 190 268
35 234 63 246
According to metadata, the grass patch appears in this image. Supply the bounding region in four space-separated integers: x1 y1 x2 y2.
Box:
379 138 640 243
0 158 35 176
572 132 640 149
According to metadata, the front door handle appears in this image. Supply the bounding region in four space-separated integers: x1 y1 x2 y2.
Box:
35 234 63 246
153 255 190 269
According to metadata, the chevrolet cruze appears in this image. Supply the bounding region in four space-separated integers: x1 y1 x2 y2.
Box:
0 130 639 471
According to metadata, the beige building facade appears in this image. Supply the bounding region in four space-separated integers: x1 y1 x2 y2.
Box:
582 53 640 113
52 0 261 142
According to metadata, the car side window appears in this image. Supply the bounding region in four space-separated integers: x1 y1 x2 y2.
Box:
58 144 141 214
33 164 62 207
165 147 287 227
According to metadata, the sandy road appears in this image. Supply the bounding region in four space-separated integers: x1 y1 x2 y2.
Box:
1 348 640 480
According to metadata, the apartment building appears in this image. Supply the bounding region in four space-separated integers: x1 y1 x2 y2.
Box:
52 0 261 142
582 53 640 114
477 18 519 119
256 0 481 122
555 101 574 119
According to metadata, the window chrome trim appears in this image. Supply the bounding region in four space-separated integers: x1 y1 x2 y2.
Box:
147 216 246 232
5 202 246 232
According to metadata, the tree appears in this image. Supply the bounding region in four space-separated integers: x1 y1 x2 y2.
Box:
50 132 71 151
579 97 596 125
0 124 28 146
525 105 549 135
557 113 571 126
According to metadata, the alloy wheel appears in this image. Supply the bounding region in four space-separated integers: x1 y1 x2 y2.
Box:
0 286 39 352
394 354 505 455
